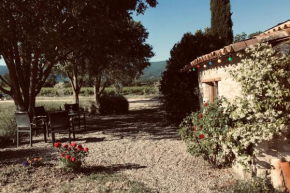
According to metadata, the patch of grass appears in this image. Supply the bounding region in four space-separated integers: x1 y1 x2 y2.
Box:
222 177 282 193
125 180 155 193
88 172 157 193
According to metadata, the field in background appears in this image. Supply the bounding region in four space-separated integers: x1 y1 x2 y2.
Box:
39 85 159 97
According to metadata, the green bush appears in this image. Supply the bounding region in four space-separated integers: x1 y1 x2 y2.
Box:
179 97 235 167
0 105 16 147
99 92 129 115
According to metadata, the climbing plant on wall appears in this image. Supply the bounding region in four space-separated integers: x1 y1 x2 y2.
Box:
227 42 290 165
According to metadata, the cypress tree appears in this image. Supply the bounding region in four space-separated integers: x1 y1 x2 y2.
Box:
210 0 233 46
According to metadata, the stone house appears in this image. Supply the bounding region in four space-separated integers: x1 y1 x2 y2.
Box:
180 20 290 186
181 20 290 107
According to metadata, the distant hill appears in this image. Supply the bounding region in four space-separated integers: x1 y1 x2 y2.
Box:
0 61 167 80
0 65 8 76
139 61 167 80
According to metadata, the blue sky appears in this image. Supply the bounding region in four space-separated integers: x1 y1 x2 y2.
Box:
132 0 290 62
0 0 289 65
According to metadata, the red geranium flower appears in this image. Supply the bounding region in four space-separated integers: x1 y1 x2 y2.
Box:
204 103 208 107
199 134 205 139
84 147 89 152
199 114 203 119
71 143 77 147
63 144 68 149
193 126 196 131
61 152 65 157
65 155 70 159
71 157 75 162
77 145 83 150
54 142 61 148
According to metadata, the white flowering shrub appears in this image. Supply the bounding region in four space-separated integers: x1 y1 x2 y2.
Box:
227 42 290 165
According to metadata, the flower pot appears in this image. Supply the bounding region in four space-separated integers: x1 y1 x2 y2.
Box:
270 158 285 191
280 162 290 191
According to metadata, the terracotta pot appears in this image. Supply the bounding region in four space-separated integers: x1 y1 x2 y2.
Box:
270 159 285 191
281 162 290 191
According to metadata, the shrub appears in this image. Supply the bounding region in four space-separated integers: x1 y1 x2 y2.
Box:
54 142 89 171
53 82 66 96
179 97 235 167
99 92 129 115
226 43 290 165
0 108 16 147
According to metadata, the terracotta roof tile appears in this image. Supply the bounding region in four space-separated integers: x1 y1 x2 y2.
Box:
180 20 290 72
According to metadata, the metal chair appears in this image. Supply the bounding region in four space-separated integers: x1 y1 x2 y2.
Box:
47 111 74 146
64 103 86 131
64 104 79 112
15 111 47 147
33 106 48 136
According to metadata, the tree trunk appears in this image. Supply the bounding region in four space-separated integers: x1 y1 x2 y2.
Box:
28 95 36 116
94 83 101 109
73 89 80 104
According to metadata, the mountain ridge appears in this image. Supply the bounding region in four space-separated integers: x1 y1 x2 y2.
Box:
0 60 167 80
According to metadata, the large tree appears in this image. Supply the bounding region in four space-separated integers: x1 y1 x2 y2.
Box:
0 0 157 113
90 20 154 107
160 29 221 125
0 1 73 114
210 0 233 46
59 2 155 105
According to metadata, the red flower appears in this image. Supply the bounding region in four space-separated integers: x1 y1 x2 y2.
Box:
193 126 196 131
204 103 208 107
63 144 68 149
71 143 77 147
77 145 83 150
199 134 205 139
54 142 61 148
84 147 89 152
199 114 203 119
71 157 76 162
65 155 70 159
61 152 65 157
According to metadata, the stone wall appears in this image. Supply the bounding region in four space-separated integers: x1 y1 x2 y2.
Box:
197 54 242 109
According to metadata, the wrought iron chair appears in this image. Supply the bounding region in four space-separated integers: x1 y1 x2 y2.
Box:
33 106 48 136
47 111 74 146
15 111 47 147
64 103 86 131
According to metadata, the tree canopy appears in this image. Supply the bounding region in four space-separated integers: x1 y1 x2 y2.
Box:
160 30 221 125
210 0 233 46
0 0 157 113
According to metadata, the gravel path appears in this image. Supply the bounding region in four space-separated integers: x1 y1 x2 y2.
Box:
0 97 235 193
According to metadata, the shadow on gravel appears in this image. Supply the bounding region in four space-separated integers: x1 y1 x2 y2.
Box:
84 107 179 140
82 163 147 175
0 147 56 165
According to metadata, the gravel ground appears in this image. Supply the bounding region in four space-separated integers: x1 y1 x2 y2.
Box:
0 97 236 193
